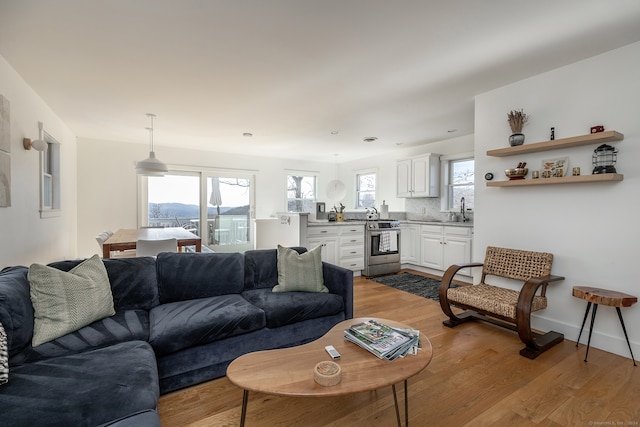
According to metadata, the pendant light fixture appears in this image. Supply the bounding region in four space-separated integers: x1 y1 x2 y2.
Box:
135 113 168 176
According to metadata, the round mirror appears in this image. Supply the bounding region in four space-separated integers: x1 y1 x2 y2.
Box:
326 179 346 201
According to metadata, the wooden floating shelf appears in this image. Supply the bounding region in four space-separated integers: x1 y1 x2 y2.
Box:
487 131 624 157
486 173 624 187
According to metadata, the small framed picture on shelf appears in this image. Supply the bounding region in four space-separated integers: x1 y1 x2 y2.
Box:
541 157 569 178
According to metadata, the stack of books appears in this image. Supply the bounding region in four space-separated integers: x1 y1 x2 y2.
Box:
344 319 421 361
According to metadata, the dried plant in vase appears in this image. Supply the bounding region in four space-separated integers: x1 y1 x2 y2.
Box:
507 109 528 146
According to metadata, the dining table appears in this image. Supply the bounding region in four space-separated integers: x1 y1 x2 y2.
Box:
102 227 202 258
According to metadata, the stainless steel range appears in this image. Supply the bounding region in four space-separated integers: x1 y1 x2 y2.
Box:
363 220 401 277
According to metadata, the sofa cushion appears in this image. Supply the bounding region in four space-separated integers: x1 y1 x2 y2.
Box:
242 288 344 328
0 266 33 358
149 294 266 355
49 257 159 311
244 247 307 290
274 245 328 293
28 254 116 347
156 252 244 303
10 309 149 365
0 340 159 427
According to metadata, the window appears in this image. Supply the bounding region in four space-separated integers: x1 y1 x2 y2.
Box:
287 174 316 212
447 157 474 211
356 171 376 209
40 130 61 218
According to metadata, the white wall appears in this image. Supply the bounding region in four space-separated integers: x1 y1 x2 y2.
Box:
76 138 336 257
0 55 77 266
474 41 640 359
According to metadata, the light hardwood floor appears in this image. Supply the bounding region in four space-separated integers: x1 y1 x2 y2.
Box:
158 271 639 426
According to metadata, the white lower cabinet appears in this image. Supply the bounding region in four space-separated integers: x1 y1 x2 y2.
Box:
418 224 473 276
306 226 339 265
307 224 364 273
338 227 365 272
400 223 420 264
420 225 443 269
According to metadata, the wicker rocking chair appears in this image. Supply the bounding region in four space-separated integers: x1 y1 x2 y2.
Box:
439 246 565 359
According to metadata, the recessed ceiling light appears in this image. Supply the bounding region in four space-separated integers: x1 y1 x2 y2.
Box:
363 137 378 143
243 132 253 137
330 130 339 135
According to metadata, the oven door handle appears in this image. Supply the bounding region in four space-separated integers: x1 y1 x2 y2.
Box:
369 230 400 236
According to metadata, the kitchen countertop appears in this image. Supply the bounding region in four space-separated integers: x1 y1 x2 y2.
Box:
307 219 473 228
402 220 473 228
308 220 367 226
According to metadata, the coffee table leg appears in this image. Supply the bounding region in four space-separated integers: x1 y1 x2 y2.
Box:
392 384 401 427
404 380 409 427
392 381 410 427
240 389 249 427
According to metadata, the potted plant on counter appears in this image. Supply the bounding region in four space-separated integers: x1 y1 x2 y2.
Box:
507 109 528 146
333 203 345 222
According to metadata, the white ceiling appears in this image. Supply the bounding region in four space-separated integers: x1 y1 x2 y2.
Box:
1 0 640 163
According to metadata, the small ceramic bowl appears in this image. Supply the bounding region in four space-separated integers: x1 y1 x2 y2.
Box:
504 167 528 179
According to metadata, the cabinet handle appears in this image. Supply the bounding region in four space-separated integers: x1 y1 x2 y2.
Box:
350 251 357 254
320 230 328 233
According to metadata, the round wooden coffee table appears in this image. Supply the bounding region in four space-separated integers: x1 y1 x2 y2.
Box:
227 317 432 426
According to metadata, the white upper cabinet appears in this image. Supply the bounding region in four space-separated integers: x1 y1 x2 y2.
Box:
396 154 440 198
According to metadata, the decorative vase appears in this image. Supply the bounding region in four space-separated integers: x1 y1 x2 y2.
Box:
336 213 344 222
509 133 525 146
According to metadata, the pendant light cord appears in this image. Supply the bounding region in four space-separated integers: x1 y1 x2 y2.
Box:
147 113 156 152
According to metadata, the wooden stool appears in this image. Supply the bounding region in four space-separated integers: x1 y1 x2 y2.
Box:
572 286 637 366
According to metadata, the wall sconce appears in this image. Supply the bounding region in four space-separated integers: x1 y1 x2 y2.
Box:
23 122 47 151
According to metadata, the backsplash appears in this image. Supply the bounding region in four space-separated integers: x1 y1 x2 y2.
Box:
404 197 473 223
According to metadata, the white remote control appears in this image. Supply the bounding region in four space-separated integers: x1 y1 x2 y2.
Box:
325 345 341 359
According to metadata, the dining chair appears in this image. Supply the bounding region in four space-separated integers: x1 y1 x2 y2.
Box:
95 230 114 249
136 238 178 257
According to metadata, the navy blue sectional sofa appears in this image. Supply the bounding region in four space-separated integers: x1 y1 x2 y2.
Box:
0 248 353 427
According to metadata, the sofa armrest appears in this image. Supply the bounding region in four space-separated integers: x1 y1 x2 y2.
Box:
322 262 354 319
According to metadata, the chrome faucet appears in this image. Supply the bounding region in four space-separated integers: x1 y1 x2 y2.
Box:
460 197 468 222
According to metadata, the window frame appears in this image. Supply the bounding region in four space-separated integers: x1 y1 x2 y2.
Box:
355 169 376 210
440 152 474 212
39 129 61 218
285 171 317 213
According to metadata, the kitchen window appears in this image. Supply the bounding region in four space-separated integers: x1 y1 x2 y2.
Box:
287 173 316 212
356 171 376 209
442 155 474 211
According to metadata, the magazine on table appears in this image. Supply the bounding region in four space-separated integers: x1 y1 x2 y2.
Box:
344 319 421 361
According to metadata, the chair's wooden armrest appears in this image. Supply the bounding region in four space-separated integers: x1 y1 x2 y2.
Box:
520 274 565 300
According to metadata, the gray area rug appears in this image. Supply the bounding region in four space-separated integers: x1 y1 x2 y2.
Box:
370 272 456 302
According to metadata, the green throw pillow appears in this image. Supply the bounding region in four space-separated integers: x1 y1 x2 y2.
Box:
273 245 328 293
28 254 115 347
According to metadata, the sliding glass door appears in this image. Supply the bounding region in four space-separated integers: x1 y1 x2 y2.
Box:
142 170 254 253
205 175 252 253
